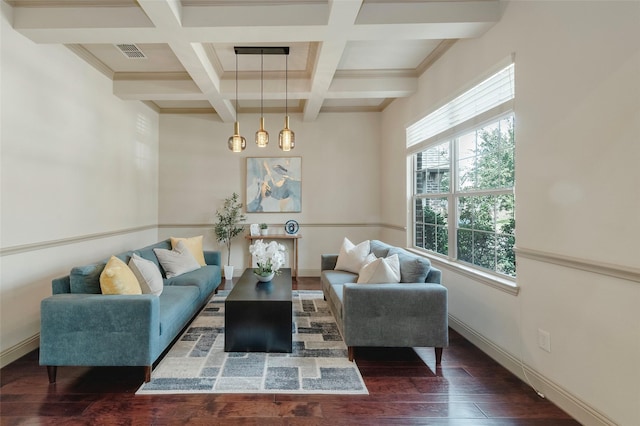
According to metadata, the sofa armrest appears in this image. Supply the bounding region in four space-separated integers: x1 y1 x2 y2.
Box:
204 250 222 266
341 283 448 348
39 293 160 367
321 254 338 271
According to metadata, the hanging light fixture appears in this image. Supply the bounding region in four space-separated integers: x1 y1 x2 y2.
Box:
279 53 295 151
255 49 269 147
228 52 246 152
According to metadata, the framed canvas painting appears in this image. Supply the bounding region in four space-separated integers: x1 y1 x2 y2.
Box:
246 157 301 213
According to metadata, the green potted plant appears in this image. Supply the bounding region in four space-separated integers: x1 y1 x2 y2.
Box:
214 192 246 280
259 223 268 236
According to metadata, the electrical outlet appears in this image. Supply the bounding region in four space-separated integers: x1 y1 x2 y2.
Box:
538 328 551 353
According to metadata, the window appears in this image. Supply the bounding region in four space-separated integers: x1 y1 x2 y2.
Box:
410 63 515 277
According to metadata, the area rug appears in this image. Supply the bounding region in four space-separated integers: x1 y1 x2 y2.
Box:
136 290 368 395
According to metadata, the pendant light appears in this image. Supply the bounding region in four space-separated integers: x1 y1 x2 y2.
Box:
255 50 269 147
228 53 246 152
279 54 295 151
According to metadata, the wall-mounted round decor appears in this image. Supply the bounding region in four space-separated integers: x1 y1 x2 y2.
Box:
284 220 299 235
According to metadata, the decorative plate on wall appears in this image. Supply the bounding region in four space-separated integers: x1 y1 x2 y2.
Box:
284 220 299 235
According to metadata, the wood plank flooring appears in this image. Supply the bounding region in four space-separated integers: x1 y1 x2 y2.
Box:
0 277 578 425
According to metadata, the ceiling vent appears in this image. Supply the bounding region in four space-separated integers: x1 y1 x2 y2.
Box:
115 44 146 59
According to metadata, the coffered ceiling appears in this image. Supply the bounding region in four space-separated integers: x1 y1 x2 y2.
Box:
4 0 503 121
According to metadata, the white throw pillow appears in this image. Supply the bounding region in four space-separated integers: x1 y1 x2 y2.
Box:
153 240 201 278
334 238 371 274
129 253 164 296
357 254 401 284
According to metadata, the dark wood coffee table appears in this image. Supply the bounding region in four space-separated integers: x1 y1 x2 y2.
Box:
224 268 292 353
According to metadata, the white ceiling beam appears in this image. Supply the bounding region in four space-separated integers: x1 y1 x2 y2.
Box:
355 1 502 25
11 6 152 30
113 79 205 101
182 4 328 28
136 0 235 122
303 0 362 122
136 0 182 29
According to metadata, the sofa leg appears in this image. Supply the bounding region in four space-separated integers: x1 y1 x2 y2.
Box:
46 366 57 384
348 346 354 362
144 365 152 382
435 347 443 365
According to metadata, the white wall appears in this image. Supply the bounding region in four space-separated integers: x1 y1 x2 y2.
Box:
158 112 382 275
0 4 160 365
381 2 640 425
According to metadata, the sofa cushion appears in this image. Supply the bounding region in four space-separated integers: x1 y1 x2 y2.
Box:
100 256 142 295
388 247 431 283
165 265 219 301
369 240 392 258
157 286 200 349
70 262 105 294
357 254 401 284
335 238 370 273
154 241 201 278
170 236 206 266
129 253 163 296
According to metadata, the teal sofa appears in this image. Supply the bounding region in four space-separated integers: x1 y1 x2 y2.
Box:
321 240 448 364
39 240 222 383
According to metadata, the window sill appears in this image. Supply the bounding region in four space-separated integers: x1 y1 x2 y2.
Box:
405 248 520 296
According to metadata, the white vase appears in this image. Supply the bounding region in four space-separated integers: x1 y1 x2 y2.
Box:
224 265 234 280
254 271 275 282
260 229 268 236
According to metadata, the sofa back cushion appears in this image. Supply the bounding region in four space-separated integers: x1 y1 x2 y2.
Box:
387 247 431 283
70 262 105 294
369 240 392 258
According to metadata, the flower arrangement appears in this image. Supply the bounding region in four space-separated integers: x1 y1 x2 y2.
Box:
249 239 287 277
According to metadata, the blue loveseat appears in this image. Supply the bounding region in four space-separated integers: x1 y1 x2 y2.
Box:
39 239 222 383
321 240 448 364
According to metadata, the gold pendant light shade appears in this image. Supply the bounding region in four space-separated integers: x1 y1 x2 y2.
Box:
256 117 269 147
278 116 295 151
228 121 247 152
228 53 246 152
255 51 269 148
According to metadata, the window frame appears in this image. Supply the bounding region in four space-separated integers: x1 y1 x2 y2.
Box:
407 62 516 286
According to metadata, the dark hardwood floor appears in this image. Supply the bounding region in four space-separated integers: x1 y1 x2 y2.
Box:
1 277 578 425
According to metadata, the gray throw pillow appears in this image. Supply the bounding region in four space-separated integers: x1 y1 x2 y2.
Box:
129 253 164 296
387 247 431 283
153 240 201 278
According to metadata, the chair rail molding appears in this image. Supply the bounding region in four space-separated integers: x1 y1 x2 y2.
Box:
515 247 640 284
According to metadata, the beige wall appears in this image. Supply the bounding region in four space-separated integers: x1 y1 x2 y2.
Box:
381 2 640 425
157 112 383 276
0 3 160 364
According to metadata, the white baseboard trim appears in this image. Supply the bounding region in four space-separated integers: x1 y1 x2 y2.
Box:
448 315 616 426
1 333 40 369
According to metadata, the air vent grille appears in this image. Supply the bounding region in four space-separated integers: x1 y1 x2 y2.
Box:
115 44 147 59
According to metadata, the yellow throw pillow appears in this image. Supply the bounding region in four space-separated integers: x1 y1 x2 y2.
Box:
170 236 206 266
100 256 142 295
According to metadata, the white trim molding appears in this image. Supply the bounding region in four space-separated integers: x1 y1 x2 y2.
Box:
0 225 157 257
449 315 616 426
516 247 640 284
0 334 39 369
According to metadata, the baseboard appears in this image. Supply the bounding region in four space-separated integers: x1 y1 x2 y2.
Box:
448 315 616 426
1 333 39 369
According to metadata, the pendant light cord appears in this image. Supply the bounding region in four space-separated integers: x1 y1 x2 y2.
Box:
260 50 264 116
285 54 288 117
235 54 238 121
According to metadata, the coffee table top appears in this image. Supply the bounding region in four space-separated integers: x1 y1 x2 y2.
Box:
226 268 292 302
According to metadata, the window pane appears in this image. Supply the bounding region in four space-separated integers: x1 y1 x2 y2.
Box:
457 116 514 192
415 142 450 194
415 197 448 255
457 194 516 276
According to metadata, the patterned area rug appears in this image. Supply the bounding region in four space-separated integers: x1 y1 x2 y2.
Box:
136 290 368 395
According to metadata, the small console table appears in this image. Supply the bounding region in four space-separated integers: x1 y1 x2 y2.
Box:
246 234 301 278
